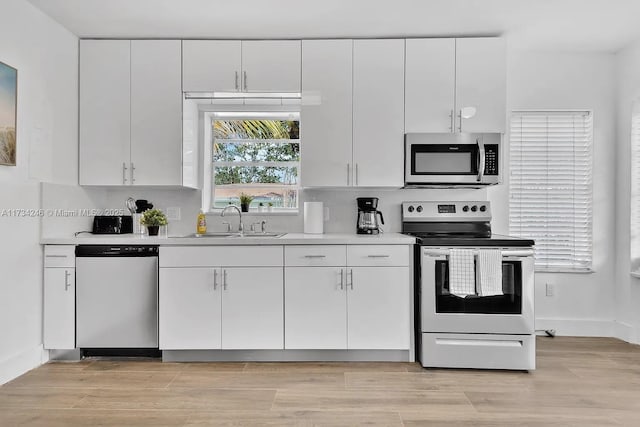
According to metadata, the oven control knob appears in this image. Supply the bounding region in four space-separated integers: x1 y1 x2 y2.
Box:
480 205 487 212
416 206 423 213
408 206 414 213
462 205 469 212
471 205 478 212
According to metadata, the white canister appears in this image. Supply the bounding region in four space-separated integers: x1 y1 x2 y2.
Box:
304 202 324 234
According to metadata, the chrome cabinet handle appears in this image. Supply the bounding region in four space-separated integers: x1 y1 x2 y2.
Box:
243 71 247 91
367 255 391 258
457 110 462 132
213 269 218 290
347 164 350 186
122 162 128 184
347 269 353 290
339 268 344 290
130 162 136 184
46 255 67 258
449 109 454 132
64 270 71 291
304 255 326 258
223 269 228 290
235 71 239 91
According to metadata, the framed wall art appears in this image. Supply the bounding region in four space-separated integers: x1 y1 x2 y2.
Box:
0 61 17 166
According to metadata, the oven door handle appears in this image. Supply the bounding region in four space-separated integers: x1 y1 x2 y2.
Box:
423 248 534 258
477 138 485 183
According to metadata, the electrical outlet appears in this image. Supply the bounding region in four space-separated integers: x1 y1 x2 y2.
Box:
545 283 555 297
166 207 181 221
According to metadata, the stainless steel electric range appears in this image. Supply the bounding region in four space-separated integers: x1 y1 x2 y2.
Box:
402 201 536 371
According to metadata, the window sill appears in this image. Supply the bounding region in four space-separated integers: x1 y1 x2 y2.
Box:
535 268 594 274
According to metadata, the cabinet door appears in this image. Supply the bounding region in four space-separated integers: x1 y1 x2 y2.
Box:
221 267 283 349
353 39 405 187
347 267 410 350
43 268 75 349
182 40 242 92
159 268 221 350
405 39 456 133
130 40 183 186
301 40 353 187
241 41 301 92
79 40 131 185
455 38 506 133
285 267 347 349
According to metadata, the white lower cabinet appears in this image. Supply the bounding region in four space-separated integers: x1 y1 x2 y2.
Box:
285 267 348 349
158 246 284 350
347 267 410 349
159 267 221 350
43 245 76 350
284 245 411 350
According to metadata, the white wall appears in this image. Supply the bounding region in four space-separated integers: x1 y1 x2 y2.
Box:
614 41 640 344
490 50 617 336
0 0 78 384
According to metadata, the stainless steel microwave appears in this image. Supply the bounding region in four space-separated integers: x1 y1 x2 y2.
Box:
404 133 501 187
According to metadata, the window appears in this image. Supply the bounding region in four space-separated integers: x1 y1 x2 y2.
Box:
210 112 300 211
509 111 593 272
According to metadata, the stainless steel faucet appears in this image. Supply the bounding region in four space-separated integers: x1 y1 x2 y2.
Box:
221 205 243 234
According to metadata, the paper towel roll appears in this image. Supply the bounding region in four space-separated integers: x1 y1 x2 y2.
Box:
304 202 324 234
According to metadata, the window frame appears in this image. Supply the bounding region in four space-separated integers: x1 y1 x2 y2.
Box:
508 109 594 273
203 110 301 214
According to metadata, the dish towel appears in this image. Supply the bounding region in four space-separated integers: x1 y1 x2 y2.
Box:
478 249 503 296
448 249 476 297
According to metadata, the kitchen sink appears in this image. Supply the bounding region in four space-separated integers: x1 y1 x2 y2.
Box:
172 232 286 238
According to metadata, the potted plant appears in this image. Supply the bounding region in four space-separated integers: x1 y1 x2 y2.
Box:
140 208 168 236
267 202 274 213
258 202 265 213
239 193 253 212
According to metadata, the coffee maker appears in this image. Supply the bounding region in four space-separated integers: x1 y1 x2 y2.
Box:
357 197 384 234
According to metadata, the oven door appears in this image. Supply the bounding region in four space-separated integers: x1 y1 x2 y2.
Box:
420 247 534 334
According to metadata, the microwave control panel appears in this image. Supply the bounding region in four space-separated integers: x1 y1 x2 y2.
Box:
484 144 499 175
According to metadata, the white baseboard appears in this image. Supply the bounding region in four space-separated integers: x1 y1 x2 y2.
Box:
0 345 48 386
535 318 615 337
613 320 638 344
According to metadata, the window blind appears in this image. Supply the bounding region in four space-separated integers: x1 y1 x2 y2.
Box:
509 111 593 272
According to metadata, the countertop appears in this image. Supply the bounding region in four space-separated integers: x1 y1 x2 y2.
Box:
41 232 416 246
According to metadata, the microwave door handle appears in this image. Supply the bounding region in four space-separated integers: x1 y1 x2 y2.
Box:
477 139 486 182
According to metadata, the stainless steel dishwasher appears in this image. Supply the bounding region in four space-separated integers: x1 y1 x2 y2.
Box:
75 245 159 351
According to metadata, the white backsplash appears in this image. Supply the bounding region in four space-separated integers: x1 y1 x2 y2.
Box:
41 183 492 237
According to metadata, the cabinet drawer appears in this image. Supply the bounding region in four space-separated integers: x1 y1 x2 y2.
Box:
44 245 76 268
160 246 283 267
347 245 410 267
285 245 346 266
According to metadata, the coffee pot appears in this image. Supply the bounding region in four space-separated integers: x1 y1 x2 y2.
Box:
357 197 384 235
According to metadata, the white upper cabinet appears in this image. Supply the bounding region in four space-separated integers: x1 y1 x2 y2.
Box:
130 40 183 185
182 40 242 92
181 40 301 93
241 41 301 93
405 37 506 133
405 38 456 133
301 39 353 187
80 39 183 186
79 40 131 185
455 37 506 133
352 39 405 187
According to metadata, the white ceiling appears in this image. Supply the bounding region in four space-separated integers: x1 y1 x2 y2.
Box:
26 0 640 52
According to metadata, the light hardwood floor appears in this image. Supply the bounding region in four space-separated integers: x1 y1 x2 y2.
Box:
1 337 640 426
